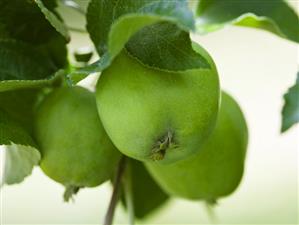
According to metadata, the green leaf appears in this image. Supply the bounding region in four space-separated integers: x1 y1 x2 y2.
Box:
0 88 44 135
126 22 209 71
281 72 299 132
121 159 169 219
0 0 68 86
0 92 41 186
38 35 68 70
0 89 44 186
36 0 70 42
86 0 209 74
0 0 60 44
0 109 36 147
0 39 57 80
2 144 41 185
0 39 65 92
0 23 8 39
196 0 299 43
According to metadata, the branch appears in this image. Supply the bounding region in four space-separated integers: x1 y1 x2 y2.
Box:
104 156 126 225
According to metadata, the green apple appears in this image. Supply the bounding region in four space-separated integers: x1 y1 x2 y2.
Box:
34 86 121 200
146 92 248 201
96 43 220 164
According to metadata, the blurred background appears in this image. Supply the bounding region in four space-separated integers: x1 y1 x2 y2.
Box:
0 0 298 224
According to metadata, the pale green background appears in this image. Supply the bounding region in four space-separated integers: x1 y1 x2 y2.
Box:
0 1 298 224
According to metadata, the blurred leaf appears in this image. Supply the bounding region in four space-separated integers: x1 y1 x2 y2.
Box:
36 0 70 42
121 159 169 220
38 35 68 70
0 40 57 80
2 144 40 185
196 0 299 43
0 0 68 89
0 109 36 147
0 0 59 43
0 89 45 187
85 0 209 74
0 40 65 91
0 91 41 186
0 23 8 38
0 88 43 134
281 72 299 132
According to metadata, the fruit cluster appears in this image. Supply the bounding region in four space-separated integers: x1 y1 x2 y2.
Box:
34 42 248 207
2 0 298 223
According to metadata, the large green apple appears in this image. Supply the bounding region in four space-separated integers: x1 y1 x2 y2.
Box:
34 86 121 200
146 92 248 201
96 43 220 164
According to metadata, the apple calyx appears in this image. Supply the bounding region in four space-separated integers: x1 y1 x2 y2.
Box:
150 131 177 161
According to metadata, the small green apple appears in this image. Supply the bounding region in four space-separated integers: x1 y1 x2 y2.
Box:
34 86 121 200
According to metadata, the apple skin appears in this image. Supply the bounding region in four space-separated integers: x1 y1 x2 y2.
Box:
96 43 220 164
34 86 121 189
146 92 248 200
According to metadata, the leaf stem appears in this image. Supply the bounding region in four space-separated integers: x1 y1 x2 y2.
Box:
124 161 135 225
104 156 126 225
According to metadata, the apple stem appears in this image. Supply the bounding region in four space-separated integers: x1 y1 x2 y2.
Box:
104 156 126 225
204 200 218 223
63 185 80 202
